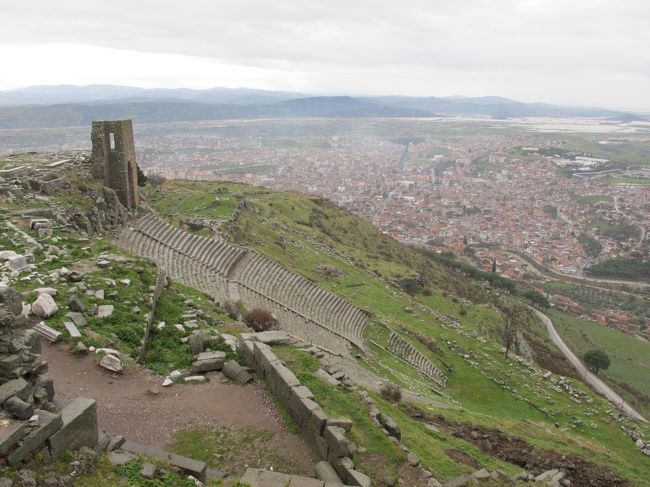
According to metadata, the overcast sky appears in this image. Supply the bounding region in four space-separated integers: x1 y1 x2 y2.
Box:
1 0 649 110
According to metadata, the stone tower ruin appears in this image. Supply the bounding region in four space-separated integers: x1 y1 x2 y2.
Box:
91 120 139 209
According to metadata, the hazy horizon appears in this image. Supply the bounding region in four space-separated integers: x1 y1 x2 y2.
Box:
1 0 649 112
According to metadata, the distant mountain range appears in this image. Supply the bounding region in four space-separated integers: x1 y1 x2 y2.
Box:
0 85 643 128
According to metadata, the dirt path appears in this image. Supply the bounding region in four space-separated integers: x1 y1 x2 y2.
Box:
43 343 315 474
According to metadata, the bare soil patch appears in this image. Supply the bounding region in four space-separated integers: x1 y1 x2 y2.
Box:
43 343 315 476
445 449 481 469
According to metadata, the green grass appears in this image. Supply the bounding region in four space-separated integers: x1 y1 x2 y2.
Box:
587 219 640 241
145 181 253 222
274 346 411 481
554 133 650 167
170 425 305 477
608 176 650 185
142 286 237 374
4 452 226 487
574 194 611 205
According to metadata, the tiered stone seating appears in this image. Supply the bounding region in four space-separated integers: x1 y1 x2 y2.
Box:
237 285 349 354
387 332 447 388
116 217 233 303
116 214 371 353
236 252 368 350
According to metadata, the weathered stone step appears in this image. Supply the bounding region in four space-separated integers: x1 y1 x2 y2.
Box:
120 439 225 481
33 322 62 342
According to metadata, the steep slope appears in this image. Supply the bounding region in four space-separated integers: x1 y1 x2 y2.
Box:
2 153 648 485
147 180 650 485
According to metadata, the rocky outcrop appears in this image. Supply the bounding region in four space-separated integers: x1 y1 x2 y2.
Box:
67 186 130 235
0 287 98 466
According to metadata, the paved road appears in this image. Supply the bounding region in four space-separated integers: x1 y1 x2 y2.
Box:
532 308 647 423
507 250 650 290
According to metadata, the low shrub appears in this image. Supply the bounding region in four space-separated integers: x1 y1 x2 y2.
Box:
380 382 402 403
243 307 278 332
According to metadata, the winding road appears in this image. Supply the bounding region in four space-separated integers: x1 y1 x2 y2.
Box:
507 249 650 291
532 308 647 423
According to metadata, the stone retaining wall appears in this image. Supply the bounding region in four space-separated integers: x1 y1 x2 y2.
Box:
237 336 370 486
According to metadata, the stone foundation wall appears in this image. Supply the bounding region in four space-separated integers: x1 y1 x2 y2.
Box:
237 337 370 486
0 287 98 466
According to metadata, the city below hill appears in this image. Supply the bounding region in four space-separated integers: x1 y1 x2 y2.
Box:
0 85 644 128
1 148 649 486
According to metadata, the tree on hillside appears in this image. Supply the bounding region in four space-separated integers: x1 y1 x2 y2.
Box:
136 164 147 187
495 309 520 359
524 289 550 310
584 349 610 374
491 258 497 273
148 173 167 190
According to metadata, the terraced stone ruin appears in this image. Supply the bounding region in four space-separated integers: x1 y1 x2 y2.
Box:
117 213 371 354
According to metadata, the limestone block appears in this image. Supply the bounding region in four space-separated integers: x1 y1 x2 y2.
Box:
47 398 98 457
346 469 371 487
288 476 325 487
310 408 328 437
315 369 339 387
0 379 32 404
377 413 401 440
253 330 292 345
314 461 343 483
3 396 34 420
96 305 114 318
222 360 253 384
33 322 62 343
31 294 58 318
0 418 27 456
327 418 353 433
240 468 292 487
188 333 203 356
63 321 81 338
293 385 314 400
184 375 206 384
7 255 29 272
34 288 57 297
338 457 354 482
323 426 350 459
65 312 87 328
236 338 255 368
191 351 225 373
7 409 63 465
0 251 19 262
108 450 137 466
99 354 123 373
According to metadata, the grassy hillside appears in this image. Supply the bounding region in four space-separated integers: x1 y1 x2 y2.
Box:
147 180 650 485
549 310 650 418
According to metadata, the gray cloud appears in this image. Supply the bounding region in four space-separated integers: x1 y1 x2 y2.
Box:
0 0 648 109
